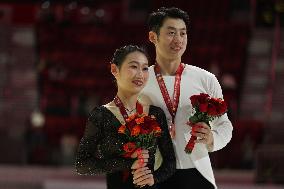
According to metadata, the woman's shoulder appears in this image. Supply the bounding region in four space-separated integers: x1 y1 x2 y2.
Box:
89 106 105 114
148 105 166 117
88 106 111 121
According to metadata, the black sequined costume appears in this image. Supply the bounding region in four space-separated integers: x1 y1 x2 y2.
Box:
75 105 176 189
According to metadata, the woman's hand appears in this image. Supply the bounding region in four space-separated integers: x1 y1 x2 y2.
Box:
131 149 149 169
132 166 154 187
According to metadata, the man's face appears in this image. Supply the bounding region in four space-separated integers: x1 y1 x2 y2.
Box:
154 18 187 61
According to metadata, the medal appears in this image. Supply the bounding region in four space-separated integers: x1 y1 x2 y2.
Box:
169 122 176 139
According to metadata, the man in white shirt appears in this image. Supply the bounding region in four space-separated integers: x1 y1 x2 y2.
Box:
140 7 233 189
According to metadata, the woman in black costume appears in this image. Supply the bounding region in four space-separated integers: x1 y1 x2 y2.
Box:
75 45 176 188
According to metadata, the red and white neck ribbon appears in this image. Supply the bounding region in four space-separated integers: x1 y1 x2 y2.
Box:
154 63 185 138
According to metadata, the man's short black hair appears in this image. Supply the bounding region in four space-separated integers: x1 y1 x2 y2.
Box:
147 7 190 35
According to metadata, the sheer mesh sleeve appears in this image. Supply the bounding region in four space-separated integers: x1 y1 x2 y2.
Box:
150 106 176 184
75 107 134 175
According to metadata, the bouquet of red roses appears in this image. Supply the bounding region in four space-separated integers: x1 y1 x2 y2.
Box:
118 113 162 158
185 93 227 154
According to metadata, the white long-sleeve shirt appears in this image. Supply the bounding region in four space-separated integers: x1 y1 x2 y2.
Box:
140 64 233 188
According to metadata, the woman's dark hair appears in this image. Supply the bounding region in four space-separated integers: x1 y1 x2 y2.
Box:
111 45 149 68
147 7 190 35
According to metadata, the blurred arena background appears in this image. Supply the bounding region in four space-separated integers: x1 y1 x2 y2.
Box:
0 0 283 188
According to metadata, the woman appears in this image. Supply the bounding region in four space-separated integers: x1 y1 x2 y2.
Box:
75 45 176 189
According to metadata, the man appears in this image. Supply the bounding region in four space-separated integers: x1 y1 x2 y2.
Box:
140 7 233 189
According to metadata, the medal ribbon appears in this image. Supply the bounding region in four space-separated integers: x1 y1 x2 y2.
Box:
113 96 143 122
154 63 184 137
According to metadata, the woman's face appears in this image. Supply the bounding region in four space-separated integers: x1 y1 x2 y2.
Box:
113 51 149 95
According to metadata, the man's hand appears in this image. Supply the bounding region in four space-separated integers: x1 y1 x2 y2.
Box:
188 122 214 150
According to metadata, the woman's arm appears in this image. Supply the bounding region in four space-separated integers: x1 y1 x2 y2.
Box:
75 108 134 175
152 107 176 184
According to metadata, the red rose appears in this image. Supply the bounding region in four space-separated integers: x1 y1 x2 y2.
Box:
207 103 218 116
126 119 136 131
143 116 152 123
218 100 227 114
199 103 208 112
131 125 141 136
140 122 154 134
123 142 136 157
153 126 162 136
190 93 210 107
198 93 210 103
118 125 126 134
190 95 199 106
207 98 227 116
135 117 144 124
